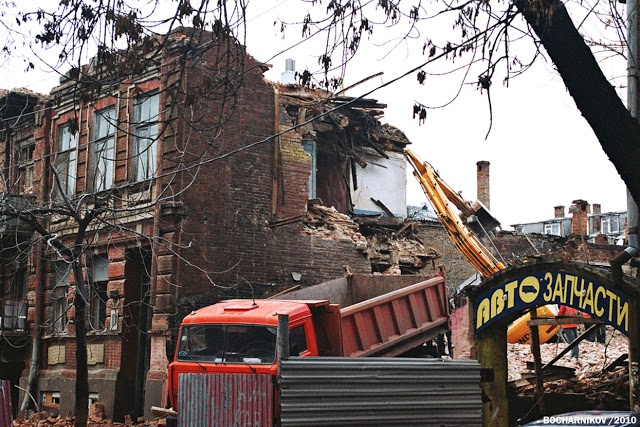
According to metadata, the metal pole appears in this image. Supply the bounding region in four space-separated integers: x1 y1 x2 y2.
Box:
276 314 290 426
628 0 640 410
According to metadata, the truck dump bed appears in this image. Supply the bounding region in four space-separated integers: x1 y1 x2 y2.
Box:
283 271 450 357
340 274 449 356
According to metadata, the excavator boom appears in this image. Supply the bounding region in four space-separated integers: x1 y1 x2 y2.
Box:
405 149 504 278
405 148 559 345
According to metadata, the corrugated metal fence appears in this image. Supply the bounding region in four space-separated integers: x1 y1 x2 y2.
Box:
0 380 11 427
279 357 482 426
177 373 273 427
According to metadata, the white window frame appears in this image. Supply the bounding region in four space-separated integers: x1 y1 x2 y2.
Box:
132 91 159 182
54 123 78 198
91 107 116 192
544 223 561 236
302 140 317 199
602 216 620 234
52 262 71 333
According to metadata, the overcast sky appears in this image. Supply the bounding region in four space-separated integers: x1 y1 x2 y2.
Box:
0 0 629 228
246 1 629 227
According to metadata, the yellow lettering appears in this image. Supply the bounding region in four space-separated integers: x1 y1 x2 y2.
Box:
505 281 518 309
573 279 585 308
543 273 553 301
582 282 594 313
491 289 505 318
594 287 605 317
477 299 490 329
553 274 564 303
618 299 629 333
563 275 576 304
606 290 616 322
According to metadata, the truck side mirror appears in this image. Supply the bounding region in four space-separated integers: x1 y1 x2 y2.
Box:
165 329 177 361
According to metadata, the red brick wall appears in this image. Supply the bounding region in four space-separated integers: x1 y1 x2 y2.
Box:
174 46 371 301
570 200 590 236
476 161 490 210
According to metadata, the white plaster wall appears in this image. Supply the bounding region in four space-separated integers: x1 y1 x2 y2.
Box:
350 149 407 218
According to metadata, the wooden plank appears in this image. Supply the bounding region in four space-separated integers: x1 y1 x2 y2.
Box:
529 309 546 415
370 198 395 217
542 324 599 371
527 316 604 326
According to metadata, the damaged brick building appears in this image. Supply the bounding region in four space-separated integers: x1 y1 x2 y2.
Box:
409 160 629 289
0 29 440 420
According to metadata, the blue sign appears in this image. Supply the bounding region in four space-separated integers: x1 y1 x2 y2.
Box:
475 270 629 336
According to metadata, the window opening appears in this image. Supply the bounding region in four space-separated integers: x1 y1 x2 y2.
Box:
289 325 308 356
92 107 116 192
52 262 70 333
17 140 35 193
302 140 317 199
89 256 109 330
132 92 159 182
54 123 77 199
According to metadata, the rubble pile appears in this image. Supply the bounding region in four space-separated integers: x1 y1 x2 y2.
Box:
13 413 164 427
302 204 367 247
508 328 629 401
302 203 439 274
13 403 166 426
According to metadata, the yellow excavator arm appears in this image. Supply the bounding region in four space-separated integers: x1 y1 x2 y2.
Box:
405 148 559 344
405 148 504 278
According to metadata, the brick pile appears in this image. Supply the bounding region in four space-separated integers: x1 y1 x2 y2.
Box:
508 328 629 403
13 403 166 426
302 204 439 274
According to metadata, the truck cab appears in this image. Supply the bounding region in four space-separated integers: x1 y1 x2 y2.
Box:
167 299 328 410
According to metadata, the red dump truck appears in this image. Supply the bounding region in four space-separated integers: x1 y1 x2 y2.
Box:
167 272 450 418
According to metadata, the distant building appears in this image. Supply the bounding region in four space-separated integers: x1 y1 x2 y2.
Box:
511 200 626 244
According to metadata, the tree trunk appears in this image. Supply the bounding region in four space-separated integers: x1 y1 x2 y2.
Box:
515 0 640 203
73 259 89 427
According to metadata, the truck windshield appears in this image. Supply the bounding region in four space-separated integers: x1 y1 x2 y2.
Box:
176 324 277 364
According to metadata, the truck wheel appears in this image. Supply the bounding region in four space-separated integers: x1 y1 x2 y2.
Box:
166 415 177 427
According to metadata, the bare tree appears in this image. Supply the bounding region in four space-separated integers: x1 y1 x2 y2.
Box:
283 0 640 201
0 2 257 425
0 0 638 425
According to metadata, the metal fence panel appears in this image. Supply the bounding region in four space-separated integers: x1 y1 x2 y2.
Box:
279 357 482 426
178 373 274 427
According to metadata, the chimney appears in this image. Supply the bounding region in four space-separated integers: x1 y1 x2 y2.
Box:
554 205 565 218
281 58 296 85
570 199 590 236
591 203 602 234
476 161 490 210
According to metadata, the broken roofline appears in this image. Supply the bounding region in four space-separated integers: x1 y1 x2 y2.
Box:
50 26 252 97
275 83 412 153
